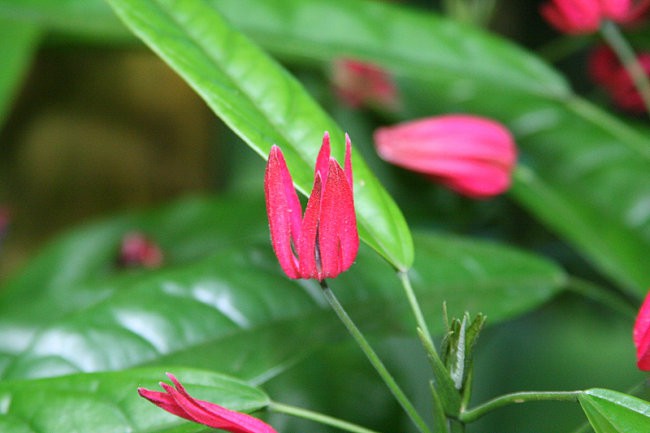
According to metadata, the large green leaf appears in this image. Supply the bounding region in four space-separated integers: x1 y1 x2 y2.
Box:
0 195 564 382
0 19 39 129
104 0 413 271
0 367 271 433
579 388 650 433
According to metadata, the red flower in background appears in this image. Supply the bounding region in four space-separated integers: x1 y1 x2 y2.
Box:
374 115 516 198
633 291 650 371
588 45 650 114
332 58 399 111
264 132 358 280
119 232 164 268
540 0 631 34
138 373 278 433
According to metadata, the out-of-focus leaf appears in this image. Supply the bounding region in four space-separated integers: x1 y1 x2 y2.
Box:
0 19 39 129
198 0 650 297
579 388 650 433
105 0 413 271
0 367 270 433
0 197 565 382
0 0 130 42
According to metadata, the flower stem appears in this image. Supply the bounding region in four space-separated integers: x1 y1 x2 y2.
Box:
459 391 581 423
320 280 432 433
600 20 650 116
269 401 381 433
398 271 434 345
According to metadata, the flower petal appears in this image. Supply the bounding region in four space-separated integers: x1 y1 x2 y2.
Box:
264 145 302 279
298 174 323 279
634 291 650 371
318 161 359 278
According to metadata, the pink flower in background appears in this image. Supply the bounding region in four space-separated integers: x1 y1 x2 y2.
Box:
264 132 358 280
119 232 164 268
608 53 650 113
588 45 650 113
633 291 650 370
374 115 516 198
138 373 278 433
332 58 399 110
540 0 631 34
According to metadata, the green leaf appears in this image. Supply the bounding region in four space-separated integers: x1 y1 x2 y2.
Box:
104 0 413 271
205 0 650 296
0 367 270 433
0 0 130 42
579 388 650 433
0 18 39 129
0 197 565 382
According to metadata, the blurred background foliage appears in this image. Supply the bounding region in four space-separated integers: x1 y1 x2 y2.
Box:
0 1 648 432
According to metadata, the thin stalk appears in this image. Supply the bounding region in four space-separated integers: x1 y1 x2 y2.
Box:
398 271 435 347
459 391 581 423
320 280 432 433
600 20 650 116
269 401 381 433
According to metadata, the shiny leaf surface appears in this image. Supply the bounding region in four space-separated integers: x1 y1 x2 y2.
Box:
0 367 271 433
0 196 565 382
579 388 650 433
105 0 413 271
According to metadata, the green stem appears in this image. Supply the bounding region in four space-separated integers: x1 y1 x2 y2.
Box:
320 280 432 433
459 391 581 423
398 271 434 345
269 401 381 433
600 20 650 117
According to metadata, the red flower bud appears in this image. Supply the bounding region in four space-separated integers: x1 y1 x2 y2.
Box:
374 115 516 198
138 373 278 433
332 58 399 111
119 232 164 268
264 132 359 280
540 0 631 34
634 290 650 370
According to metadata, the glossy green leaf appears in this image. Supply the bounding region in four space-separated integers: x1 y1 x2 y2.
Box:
0 367 271 433
579 388 650 433
0 196 565 382
104 0 413 271
0 18 39 129
204 0 649 295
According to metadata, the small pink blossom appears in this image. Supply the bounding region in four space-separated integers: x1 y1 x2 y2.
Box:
119 232 164 268
264 132 358 280
588 45 650 113
374 115 516 198
634 290 650 371
332 58 399 111
540 0 631 34
138 373 278 433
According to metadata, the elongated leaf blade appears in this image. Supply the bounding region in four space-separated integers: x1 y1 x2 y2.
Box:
579 388 650 433
104 0 413 271
0 367 270 433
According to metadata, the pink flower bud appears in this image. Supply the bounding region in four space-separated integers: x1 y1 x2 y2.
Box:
374 115 516 198
608 53 650 113
540 0 631 34
332 58 400 111
119 232 164 268
138 373 278 433
634 290 650 370
264 132 359 280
